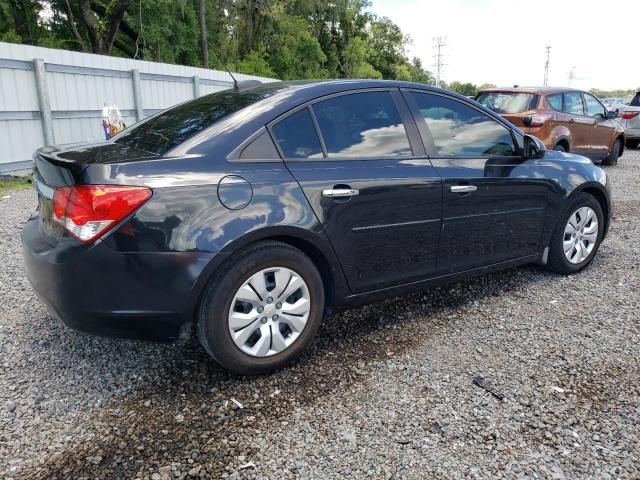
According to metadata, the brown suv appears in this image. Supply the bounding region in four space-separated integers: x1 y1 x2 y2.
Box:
475 87 625 165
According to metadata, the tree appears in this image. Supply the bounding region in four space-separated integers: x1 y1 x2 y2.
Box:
76 0 133 54
199 0 208 67
341 36 380 79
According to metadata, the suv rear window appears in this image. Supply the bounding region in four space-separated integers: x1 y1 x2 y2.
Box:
630 92 640 107
475 92 538 113
114 89 277 156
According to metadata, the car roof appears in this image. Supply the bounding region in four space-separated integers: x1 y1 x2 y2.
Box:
236 78 458 100
478 86 584 95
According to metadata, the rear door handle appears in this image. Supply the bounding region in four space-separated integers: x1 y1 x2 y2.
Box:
322 188 359 198
450 185 477 194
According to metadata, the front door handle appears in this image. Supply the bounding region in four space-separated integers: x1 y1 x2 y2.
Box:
322 188 359 198
450 185 477 194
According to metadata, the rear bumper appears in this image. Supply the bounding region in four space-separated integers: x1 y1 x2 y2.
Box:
22 216 216 341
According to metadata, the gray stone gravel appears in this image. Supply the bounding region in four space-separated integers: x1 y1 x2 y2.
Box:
1 149 639 480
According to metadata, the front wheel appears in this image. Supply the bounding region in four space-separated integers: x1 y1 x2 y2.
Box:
546 193 604 275
553 143 568 153
197 241 325 375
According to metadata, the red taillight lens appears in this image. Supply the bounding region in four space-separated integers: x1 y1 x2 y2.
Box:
53 185 152 243
621 112 639 120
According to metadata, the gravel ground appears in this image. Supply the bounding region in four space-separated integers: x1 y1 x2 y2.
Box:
1 150 639 480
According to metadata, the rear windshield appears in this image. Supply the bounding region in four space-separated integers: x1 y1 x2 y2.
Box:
475 92 538 114
630 93 640 107
113 89 276 155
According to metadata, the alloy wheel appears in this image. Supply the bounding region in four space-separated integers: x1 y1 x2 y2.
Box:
563 206 598 264
227 267 311 357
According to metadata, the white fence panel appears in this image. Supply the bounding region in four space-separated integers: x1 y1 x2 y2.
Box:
0 42 276 174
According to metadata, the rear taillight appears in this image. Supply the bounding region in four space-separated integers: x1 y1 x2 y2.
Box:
621 112 639 120
523 116 547 128
53 185 152 243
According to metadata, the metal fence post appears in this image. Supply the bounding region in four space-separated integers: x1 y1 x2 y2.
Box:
131 69 144 121
193 75 200 98
33 58 55 146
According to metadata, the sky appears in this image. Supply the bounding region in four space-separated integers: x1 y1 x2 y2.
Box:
370 0 640 91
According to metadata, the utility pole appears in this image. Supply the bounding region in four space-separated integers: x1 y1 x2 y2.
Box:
567 66 576 86
433 36 446 88
543 46 551 86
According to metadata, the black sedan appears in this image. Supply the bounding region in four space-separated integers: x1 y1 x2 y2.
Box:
22 80 612 374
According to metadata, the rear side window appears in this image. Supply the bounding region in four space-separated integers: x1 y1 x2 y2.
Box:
630 93 640 107
475 92 538 113
271 108 323 159
311 91 412 158
410 92 516 157
564 92 584 115
114 90 276 156
547 93 563 111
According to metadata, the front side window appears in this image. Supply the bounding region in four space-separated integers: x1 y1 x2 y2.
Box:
271 108 323 159
311 91 412 158
547 93 563 111
410 92 516 157
584 94 605 118
564 92 584 115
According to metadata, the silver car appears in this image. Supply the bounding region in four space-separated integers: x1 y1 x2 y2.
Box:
602 97 627 114
621 91 640 149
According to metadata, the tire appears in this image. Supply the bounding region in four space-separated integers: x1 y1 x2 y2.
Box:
197 241 325 375
553 143 567 153
602 138 620 166
626 139 640 149
546 192 604 275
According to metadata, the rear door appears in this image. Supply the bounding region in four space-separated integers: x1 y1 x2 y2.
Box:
270 89 443 294
403 89 548 274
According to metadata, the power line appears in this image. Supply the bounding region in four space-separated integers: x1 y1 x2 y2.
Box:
543 46 551 86
433 36 446 88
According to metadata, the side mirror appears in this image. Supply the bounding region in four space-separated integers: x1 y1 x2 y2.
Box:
523 134 546 159
606 110 618 119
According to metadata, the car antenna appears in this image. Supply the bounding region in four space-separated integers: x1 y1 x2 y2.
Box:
209 50 238 91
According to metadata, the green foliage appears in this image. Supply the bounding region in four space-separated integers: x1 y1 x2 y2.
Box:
447 81 478 97
589 88 637 100
237 49 275 77
0 0 432 83
0 176 32 196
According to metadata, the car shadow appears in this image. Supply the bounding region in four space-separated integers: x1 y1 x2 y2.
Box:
17 263 557 478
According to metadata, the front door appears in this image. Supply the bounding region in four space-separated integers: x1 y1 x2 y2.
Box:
583 92 615 160
403 89 548 274
270 89 443 294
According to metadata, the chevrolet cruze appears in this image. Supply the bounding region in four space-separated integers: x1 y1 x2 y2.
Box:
22 80 612 374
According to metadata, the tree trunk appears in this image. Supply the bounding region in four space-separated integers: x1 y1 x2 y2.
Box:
199 0 208 68
76 0 132 55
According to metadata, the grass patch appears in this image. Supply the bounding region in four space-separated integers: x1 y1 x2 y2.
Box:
0 176 32 197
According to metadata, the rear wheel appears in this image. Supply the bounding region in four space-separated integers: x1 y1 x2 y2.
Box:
197 241 324 375
546 193 604 275
626 139 640 149
602 138 621 166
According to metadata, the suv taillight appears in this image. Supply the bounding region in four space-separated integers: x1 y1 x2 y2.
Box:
53 185 152 243
621 112 639 120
